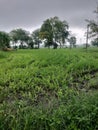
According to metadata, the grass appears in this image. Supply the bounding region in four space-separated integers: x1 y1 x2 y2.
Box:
0 48 98 130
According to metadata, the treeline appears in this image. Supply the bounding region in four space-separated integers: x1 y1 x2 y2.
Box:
0 16 77 50
0 6 98 50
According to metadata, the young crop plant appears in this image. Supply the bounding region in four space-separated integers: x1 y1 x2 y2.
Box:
0 48 98 130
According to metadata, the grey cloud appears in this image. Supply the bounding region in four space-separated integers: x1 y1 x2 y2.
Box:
0 0 97 32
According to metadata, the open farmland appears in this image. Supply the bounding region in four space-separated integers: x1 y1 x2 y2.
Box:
0 48 98 130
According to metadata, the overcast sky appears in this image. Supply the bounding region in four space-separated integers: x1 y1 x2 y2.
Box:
0 0 97 43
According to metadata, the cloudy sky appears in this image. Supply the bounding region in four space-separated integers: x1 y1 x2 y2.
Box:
0 0 97 43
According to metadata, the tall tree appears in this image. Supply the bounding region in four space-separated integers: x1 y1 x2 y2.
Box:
40 19 53 48
10 28 30 48
68 36 76 49
86 6 98 46
40 16 69 48
91 37 98 46
32 29 41 49
50 17 69 48
0 31 10 49
9 30 18 47
27 36 34 49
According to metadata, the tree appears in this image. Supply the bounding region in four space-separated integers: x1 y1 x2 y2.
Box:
9 30 18 48
40 16 69 48
27 36 34 49
32 29 41 49
68 36 76 49
10 28 30 48
91 38 98 47
50 17 69 48
86 6 98 46
0 31 10 49
40 19 53 48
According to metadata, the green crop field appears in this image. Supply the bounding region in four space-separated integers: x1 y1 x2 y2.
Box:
0 48 98 130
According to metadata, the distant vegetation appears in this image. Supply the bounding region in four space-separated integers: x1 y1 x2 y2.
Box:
0 5 98 50
86 6 98 48
0 16 77 50
0 48 98 130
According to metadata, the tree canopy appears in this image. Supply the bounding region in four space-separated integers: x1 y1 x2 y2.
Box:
40 16 69 48
10 28 30 48
87 6 98 46
68 36 76 48
0 16 78 49
0 31 10 49
32 29 41 48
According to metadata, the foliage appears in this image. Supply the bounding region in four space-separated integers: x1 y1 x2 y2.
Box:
10 28 30 48
27 36 34 49
68 36 77 48
0 31 10 49
0 48 98 129
32 29 41 48
91 38 98 46
50 16 69 46
86 5 98 39
40 19 53 48
0 17 69 49
40 16 69 48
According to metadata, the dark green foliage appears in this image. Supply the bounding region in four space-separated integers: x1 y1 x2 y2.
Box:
53 42 58 49
0 31 10 49
86 6 98 45
40 19 53 48
10 28 30 48
32 29 41 49
68 36 77 48
40 16 69 48
92 38 98 47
